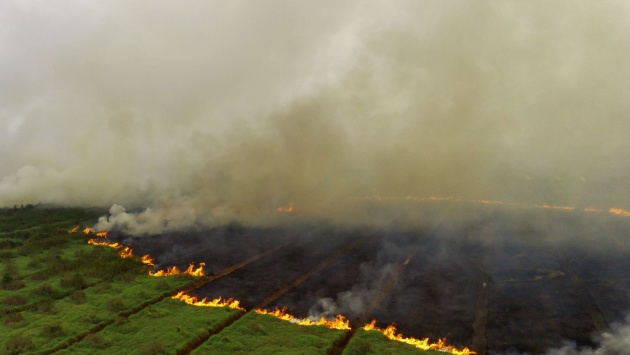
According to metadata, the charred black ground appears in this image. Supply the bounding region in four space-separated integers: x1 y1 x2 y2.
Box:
107 207 630 354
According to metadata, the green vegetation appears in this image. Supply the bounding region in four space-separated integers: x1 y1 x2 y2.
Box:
60 298 242 354
1 206 200 354
1 206 436 354
195 312 346 354
343 329 442 355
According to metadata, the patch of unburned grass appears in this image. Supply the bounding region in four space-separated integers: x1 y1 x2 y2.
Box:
59 297 242 354
194 312 346 354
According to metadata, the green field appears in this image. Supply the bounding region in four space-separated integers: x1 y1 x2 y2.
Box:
1 206 439 354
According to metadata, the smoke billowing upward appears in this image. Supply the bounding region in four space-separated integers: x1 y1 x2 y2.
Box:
1 1 629 231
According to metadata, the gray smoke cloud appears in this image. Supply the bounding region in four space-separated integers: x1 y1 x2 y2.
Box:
1 1 629 232
545 314 630 355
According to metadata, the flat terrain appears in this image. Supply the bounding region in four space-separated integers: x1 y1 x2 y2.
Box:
113 203 630 354
1 206 436 354
3 204 629 354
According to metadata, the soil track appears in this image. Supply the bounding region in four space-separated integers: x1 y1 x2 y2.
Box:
109 209 630 354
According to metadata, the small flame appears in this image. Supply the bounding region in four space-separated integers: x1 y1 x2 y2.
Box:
149 265 180 277
119 246 133 258
184 262 206 277
68 226 79 233
141 254 155 266
584 208 604 212
609 208 630 217
277 203 294 213
87 239 133 258
83 227 92 234
172 291 243 310
95 231 108 238
362 320 475 355
149 262 206 277
534 203 575 211
255 308 350 330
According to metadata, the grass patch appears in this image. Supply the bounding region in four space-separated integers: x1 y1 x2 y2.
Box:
59 297 242 354
343 329 441 355
195 312 346 354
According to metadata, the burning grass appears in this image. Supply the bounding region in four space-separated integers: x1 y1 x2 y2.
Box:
362 320 475 355
2 206 476 354
0 207 201 353
193 311 348 354
256 307 350 330
344 328 444 355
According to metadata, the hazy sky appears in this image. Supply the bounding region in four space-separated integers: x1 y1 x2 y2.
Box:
1 0 629 230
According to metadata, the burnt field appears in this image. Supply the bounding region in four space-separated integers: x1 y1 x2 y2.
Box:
109 208 630 354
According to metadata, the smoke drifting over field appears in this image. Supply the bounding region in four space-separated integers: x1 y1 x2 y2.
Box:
1 1 629 231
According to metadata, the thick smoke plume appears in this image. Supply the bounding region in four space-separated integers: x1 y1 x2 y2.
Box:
1 1 629 232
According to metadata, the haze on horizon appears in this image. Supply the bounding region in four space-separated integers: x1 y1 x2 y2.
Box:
1 0 629 232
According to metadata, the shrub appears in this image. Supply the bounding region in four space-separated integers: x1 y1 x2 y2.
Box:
32 283 55 297
26 260 41 269
37 299 58 314
155 279 171 290
5 334 34 355
60 273 86 290
1 277 25 291
3 312 24 325
139 341 166 355
69 289 87 303
106 297 126 313
40 323 64 337
84 334 112 349
0 250 16 258
81 312 101 324
2 294 27 306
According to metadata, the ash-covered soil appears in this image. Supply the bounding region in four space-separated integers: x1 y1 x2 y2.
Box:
108 209 630 354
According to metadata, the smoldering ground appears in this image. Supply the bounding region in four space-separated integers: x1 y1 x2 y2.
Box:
1 1 629 232
104 208 630 354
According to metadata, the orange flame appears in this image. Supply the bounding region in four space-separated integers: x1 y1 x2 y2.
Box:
149 262 206 277
533 203 575 211
610 208 630 217
583 208 604 212
357 195 630 218
119 246 133 258
141 254 155 266
87 239 134 258
362 320 475 355
172 291 243 310
255 308 350 330
95 231 108 238
83 227 92 234
149 265 180 277
68 226 79 233
277 203 294 213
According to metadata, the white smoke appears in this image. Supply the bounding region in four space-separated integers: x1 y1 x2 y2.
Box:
1 1 629 232
545 314 630 355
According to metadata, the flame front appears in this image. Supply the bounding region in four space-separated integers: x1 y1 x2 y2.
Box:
172 291 243 310
149 266 181 277
362 320 475 355
610 207 630 217
149 262 206 277
141 254 155 266
256 308 350 330
277 203 295 213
